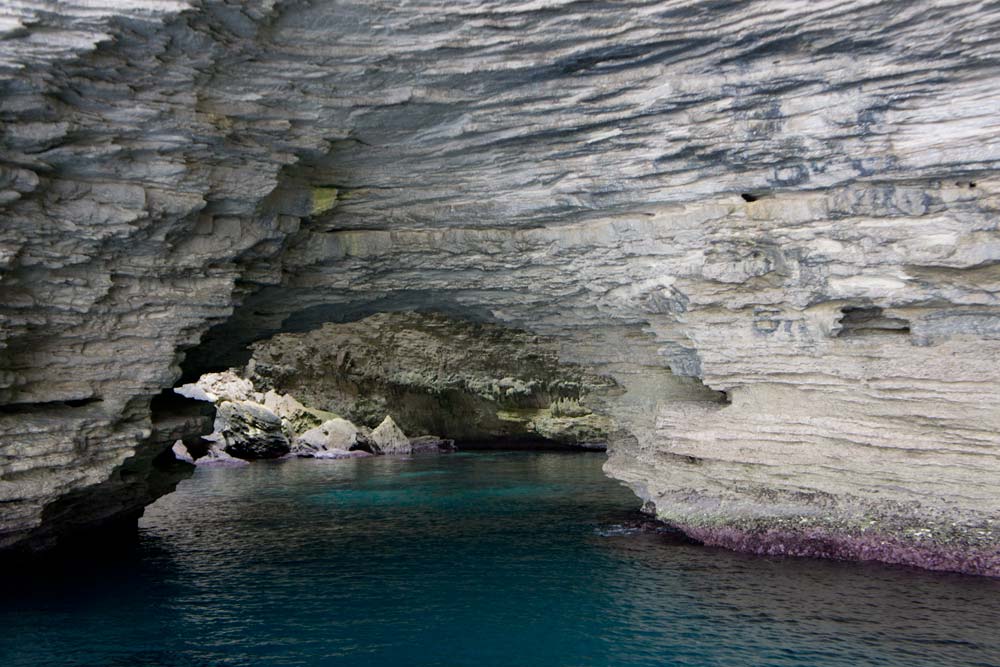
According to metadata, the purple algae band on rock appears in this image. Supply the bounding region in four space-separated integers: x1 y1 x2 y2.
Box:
676 524 1000 578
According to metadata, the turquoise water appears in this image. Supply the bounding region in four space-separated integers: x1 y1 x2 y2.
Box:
2 452 998 667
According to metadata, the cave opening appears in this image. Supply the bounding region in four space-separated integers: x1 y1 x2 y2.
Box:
171 309 619 467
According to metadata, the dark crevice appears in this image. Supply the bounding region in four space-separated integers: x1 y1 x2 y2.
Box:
0 396 103 413
63 397 101 407
148 389 216 468
740 193 760 202
176 436 214 460
836 306 910 337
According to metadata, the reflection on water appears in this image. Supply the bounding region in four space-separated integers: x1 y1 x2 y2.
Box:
1 452 997 667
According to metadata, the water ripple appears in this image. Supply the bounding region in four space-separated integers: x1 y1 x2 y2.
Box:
1 453 997 667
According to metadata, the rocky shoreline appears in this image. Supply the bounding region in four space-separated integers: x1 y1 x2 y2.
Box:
677 523 1000 578
172 371 459 466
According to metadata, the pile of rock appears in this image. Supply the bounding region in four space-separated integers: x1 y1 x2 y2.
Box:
171 371 454 466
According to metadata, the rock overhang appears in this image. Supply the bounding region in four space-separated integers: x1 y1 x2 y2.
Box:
0 0 997 573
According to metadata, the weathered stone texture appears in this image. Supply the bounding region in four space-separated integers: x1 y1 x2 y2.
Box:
246 312 615 443
0 1 998 572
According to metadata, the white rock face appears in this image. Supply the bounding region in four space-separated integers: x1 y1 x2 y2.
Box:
369 416 411 456
262 391 307 420
262 390 341 437
293 418 362 455
171 441 194 465
175 372 255 404
0 1 997 573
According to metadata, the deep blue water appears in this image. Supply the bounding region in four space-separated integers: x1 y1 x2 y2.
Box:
2 452 998 667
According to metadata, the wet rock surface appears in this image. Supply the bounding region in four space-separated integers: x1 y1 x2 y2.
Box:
409 436 457 455
0 1 997 573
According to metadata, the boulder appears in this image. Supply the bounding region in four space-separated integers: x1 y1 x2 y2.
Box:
171 440 195 464
263 390 341 436
174 370 255 404
369 416 410 455
216 400 290 459
292 417 362 455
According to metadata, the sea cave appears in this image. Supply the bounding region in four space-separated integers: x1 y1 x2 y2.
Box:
0 1 998 665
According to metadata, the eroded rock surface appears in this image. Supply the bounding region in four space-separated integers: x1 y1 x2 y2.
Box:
368 416 411 456
213 400 289 460
246 312 615 445
0 1 998 573
293 418 362 456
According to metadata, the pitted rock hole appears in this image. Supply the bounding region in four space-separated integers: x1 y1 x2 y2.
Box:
836 306 911 337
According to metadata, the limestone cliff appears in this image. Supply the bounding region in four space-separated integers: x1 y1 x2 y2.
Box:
0 1 998 574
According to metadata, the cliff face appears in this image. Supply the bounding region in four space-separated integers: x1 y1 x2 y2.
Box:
0 1 998 572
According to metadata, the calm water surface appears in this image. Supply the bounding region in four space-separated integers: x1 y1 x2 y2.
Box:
2 452 998 667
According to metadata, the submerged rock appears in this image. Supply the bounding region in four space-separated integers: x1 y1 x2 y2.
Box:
311 449 372 460
408 436 457 454
195 444 251 468
307 448 352 459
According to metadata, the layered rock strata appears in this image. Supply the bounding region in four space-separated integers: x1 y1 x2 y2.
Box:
0 1 997 573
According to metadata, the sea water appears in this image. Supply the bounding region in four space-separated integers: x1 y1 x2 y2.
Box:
2 452 997 667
